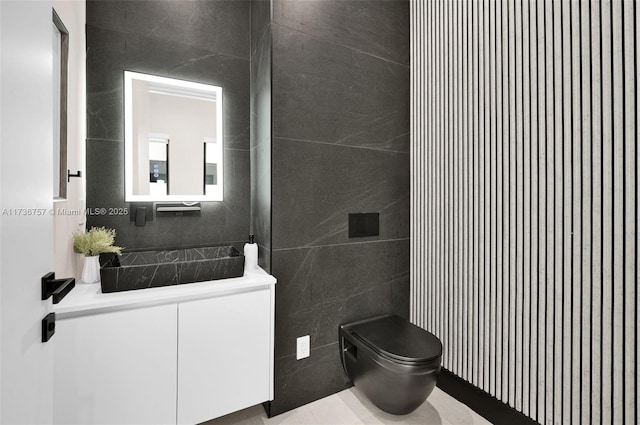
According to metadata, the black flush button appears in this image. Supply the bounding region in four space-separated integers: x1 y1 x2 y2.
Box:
348 213 380 238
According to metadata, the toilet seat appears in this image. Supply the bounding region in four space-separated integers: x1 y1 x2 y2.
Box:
344 315 442 366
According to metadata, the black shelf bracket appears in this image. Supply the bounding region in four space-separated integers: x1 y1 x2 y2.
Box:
41 272 75 304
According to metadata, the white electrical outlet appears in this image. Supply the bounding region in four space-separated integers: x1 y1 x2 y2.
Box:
296 335 310 360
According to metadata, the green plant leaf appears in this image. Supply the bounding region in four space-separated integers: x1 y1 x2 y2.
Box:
73 227 123 257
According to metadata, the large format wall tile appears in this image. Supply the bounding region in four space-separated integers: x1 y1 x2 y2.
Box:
86 0 251 252
268 1 409 416
86 139 125 208
272 239 409 358
86 25 250 150
87 138 250 250
270 343 351 417
272 138 409 250
272 24 409 152
273 0 409 66
87 0 250 60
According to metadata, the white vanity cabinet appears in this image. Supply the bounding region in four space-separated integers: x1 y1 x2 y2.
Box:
53 304 179 425
177 288 272 425
52 271 276 425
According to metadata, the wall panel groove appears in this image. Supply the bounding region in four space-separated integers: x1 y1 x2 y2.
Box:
410 0 639 423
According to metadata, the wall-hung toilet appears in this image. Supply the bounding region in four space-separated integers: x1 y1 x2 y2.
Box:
339 315 442 415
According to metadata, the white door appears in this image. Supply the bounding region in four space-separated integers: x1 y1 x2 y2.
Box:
1 1 55 423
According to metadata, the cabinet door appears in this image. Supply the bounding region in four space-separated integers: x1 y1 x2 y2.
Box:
177 288 272 425
53 304 178 425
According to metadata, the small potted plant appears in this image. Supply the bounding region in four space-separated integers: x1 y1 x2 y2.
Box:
73 227 122 283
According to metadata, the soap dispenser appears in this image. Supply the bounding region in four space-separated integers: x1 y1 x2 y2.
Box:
244 234 258 271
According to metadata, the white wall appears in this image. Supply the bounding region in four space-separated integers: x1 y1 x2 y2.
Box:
0 1 3 418
52 0 86 279
148 93 216 196
132 79 151 195
410 1 639 424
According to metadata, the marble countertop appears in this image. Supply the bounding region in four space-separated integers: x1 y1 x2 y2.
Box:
52 267 276 318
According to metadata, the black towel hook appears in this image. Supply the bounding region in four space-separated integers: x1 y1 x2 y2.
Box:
67 169 82 182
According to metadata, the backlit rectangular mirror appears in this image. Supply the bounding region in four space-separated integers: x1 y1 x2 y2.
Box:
124 71 224 202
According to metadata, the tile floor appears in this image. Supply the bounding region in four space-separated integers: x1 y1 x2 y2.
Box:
204 387 491 425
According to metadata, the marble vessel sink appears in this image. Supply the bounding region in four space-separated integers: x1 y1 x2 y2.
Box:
99 246 244 293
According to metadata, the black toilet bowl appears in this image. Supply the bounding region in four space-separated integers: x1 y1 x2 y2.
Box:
339 315 442 415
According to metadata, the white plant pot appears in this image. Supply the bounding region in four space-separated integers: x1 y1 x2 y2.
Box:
82 255 101 284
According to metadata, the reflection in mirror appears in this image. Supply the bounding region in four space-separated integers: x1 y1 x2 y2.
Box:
124 71 224 202
53 9 69 199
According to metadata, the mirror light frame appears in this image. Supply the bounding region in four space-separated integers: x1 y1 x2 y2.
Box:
124 71 224 202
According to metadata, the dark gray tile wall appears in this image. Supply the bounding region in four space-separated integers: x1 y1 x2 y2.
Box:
272 0 410 66
267 0 410 416
86 0 251 250
86 0 250 59
250 0 272 271
87 1 408 417
271 24 410 152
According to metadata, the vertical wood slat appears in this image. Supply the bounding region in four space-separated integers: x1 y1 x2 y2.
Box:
482 0 490 393
550 1 564 423
622 2 638 425
569 0 584 422
636 3 640 424
524 2 540 418
561 0 573 422
507 0 517 408
488 0 498 399
591 1 604 422
494 0 504 402
410 0 639 424
471 0 479 386
601 0 614 422
521 0 531 415
461 2 472 380
501 0 509 405
570 1 582 423
544 0 554 422
535 0 546 421
514 0 524 411
579 1 592 423
611 1 625 424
